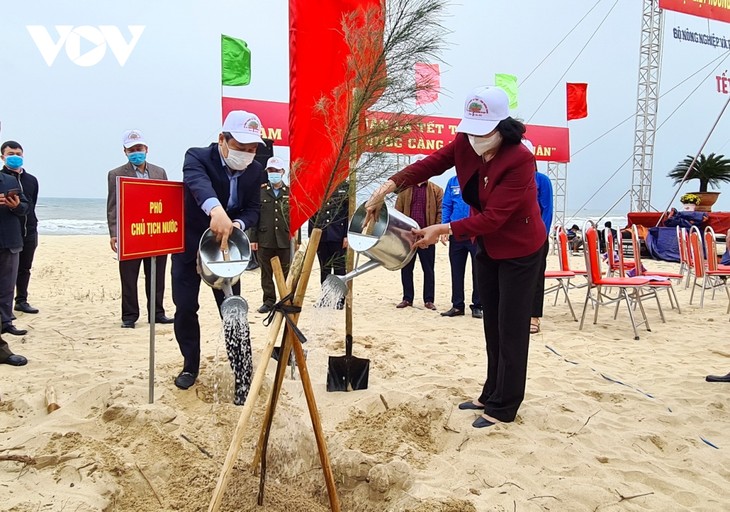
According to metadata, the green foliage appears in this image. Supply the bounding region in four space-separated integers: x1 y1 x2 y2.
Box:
667 153 730 193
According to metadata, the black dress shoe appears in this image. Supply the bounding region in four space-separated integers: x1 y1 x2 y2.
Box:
14 302 39 314
441 307 465 317
706 372 730 382
121 321 135 329
458 401 484 410
257 304 272 314
1 324 27 336
2 354 28 366
471 308 483 319
152 315 174 324
472 416 496 428
174 371 197 389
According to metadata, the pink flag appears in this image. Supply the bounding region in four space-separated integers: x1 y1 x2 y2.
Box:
415 63 440 105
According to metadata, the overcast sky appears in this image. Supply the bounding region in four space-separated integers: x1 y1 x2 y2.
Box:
2 0 730 212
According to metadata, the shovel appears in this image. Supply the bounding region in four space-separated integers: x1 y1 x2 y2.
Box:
326 333 370 391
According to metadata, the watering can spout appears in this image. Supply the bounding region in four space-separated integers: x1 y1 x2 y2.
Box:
322 260 383 302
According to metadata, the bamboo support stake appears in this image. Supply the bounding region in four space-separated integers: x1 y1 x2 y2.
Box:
252 229 339 511
251 270 298 473
250 229 320 469
287 299 341 512
208 251 305 512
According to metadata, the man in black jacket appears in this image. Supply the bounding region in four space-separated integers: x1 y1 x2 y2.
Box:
171 110 264 394
1 141 39 315
309 180 349 285
0 164 30 339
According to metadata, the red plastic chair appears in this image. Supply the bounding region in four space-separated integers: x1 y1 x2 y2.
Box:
544 268 578 321
677 226 694 288
688 226 730 307
579 223 654 340
605 228 635 277
557 226 587 288
629 225 682 315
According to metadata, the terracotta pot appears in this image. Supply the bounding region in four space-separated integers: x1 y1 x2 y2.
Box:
691 191 720 212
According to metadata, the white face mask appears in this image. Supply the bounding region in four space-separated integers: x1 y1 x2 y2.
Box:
224 145 255 171
468 132 502 157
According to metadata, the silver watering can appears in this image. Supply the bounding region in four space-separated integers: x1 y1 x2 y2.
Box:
323 201 418 299
198 227 251 317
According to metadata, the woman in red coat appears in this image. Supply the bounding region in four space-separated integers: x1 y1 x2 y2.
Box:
366 86 545 428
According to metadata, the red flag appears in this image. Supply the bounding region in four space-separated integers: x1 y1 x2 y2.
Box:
566 83 588 120
288 0 384 235
415 63 440 106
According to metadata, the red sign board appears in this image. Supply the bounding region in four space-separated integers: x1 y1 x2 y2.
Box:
660 0 730 24
117 178 185 260
222 97 571 163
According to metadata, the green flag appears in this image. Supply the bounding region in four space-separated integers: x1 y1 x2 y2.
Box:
495 73 518 109
221 34 251 86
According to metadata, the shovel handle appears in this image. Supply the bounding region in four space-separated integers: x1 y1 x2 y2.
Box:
345 334 353 358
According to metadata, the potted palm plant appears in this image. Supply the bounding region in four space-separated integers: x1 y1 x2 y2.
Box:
667 153 730 212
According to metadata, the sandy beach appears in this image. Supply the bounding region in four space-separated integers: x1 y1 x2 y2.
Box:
1 234 729 511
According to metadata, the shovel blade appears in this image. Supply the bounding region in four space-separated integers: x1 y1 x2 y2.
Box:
326 355 370 392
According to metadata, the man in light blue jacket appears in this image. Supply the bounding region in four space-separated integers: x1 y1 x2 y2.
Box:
439 174 482 318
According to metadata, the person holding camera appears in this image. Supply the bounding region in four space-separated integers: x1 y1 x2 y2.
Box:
1 141 40 317
0 152 30 341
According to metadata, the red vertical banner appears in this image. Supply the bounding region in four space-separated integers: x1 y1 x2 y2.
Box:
415 63 440 106
288 0 384 235
566 83 588 121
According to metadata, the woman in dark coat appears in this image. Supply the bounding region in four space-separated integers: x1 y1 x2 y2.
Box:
366 86 546 428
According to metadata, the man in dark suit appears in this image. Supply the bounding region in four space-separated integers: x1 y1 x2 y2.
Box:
250 157 292 314
0 168 30 339
172 110 264 392
1 141 40 315
106 130 173 329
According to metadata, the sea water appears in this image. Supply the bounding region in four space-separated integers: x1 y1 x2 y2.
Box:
36 197 107 235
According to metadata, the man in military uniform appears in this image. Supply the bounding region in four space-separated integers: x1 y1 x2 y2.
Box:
309 180 349 285
250 157 292 314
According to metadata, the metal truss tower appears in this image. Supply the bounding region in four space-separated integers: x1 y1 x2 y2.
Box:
547 161 567 231
630 0 663 212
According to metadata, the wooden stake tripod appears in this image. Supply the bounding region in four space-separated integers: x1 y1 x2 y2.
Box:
208 229 340 512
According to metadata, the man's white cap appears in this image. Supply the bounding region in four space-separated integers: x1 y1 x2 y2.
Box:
266 156 286 171
222 110 265 145
122 129 147 148
455 86 510 136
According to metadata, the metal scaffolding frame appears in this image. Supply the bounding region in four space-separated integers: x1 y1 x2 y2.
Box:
547 161 567 230
630 0 663 212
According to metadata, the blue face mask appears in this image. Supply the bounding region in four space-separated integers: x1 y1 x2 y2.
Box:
127 152 146 166
268 172 283 184
4 155 23 169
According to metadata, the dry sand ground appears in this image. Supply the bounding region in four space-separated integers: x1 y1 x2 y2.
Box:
1 235 729 511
